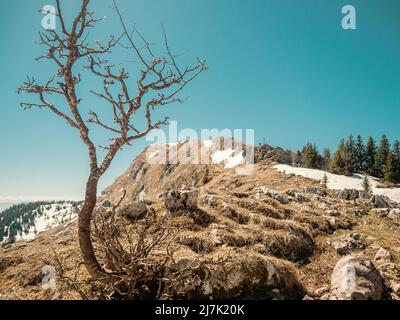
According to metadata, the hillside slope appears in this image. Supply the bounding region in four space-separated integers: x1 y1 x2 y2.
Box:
1 140 400 300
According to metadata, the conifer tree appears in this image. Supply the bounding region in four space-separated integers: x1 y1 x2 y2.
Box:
355 134 366 172
322 148 332 171
392 140 400 183
384 153 396 183
384 140 400 184
345 134 356 175
365 137 377 176
361 175 372 197
321 173 328 191
301 143 322 169
331 139 347 175
292 151 302 167
375 135 390 178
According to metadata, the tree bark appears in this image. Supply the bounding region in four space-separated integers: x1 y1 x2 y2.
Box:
78 173 106 280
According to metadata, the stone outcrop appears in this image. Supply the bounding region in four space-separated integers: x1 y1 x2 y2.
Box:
165 189 199 212
388 209 400 224
118 201 148 220
374 247 392 265
338 189 359 201
332 234 365 255
330 254 383 300
370 195 393 209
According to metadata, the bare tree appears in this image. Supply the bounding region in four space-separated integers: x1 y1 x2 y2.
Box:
18 0 206 280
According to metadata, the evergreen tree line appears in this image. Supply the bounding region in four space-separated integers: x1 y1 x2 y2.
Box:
297 134 400 184
0 201 81 243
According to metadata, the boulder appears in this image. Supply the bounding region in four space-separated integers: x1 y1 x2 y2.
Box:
370 195 393 209
255 186 289 205
374 247 392 265
338 189 359 201
118 201 148 220
332 234 365 255
306 186 327 197
275 194 290 205
377 263 400 285
165 189 199 212
391 281 400 295
99 199 112 208
376 208 390 218
388 209 400 224
359 191 372 200
330 254 384 300
285 189 308 203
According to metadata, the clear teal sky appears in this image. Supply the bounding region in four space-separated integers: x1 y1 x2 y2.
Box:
1 0 400 201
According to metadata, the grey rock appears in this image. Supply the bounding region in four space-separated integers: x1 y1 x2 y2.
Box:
390 281 400 295
376 208 390 218
374 247 392 265
377 263 400 284
331 254 383 300
285 189 308 203
359 191 372 200
255 187 289 204
306 186 327 197
332 234 365 255
165 188 199 212
388 209 400 224
338 189 359 201
370 195 393 209
118 201 148 220
100 199 112 208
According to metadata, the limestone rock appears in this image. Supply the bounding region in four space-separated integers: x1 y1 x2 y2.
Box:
332 234 365 255
255 187 289 204
165 189 199 212
285 189 308 203
118 201 148 220
99 199 112 208
306 186 327 197
374 247 392 265
338 189 359 201
330 254 383 300
370 195 393 209
388 209 400 224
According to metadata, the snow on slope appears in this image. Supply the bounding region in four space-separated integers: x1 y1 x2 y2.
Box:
274 164 400 203
146 140 246 169
18 203 77 241
1 202 78 243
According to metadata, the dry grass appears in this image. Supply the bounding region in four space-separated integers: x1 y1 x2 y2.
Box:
2 160 400 300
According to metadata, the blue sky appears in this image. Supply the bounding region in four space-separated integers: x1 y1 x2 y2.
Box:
1 0 400 201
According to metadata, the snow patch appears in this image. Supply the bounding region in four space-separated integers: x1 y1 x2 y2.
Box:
212 149 235 164
274 164 400 203
148 150 159 159
12 203 78 242
211 149 245 169
225 151 245 169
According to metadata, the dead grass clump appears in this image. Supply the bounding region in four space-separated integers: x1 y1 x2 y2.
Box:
260 229 315 264
219 233 248 247
186 249 304 300
0 256 24 273
236 200 284 219
221 205 250 224
293 214 334 234
17 265 44 287
178 234 215 253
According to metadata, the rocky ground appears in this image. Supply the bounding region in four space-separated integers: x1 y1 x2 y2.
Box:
1 140 400 300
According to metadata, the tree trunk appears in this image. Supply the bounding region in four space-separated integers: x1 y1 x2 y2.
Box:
78 174 106 280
